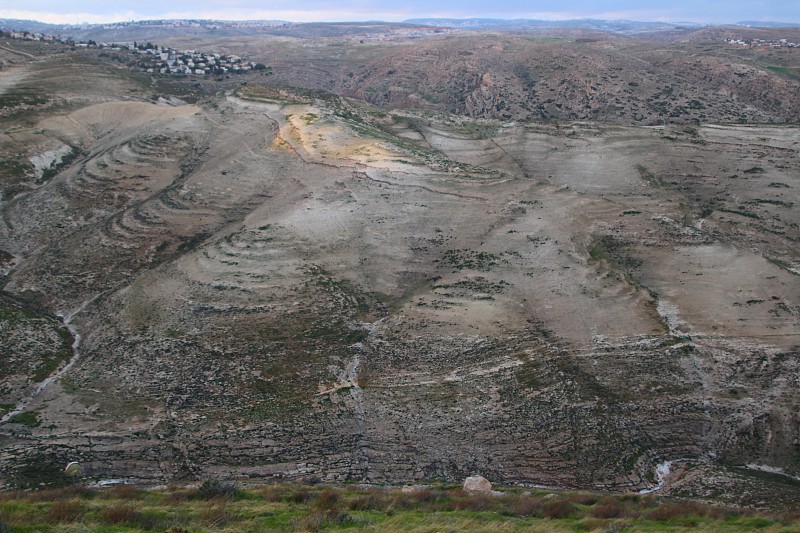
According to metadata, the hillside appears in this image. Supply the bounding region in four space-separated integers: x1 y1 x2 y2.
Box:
0 38 798 507
227 33 800 125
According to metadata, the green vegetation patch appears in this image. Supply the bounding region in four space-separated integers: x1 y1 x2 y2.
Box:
588 235 642 272
766 65 800 80
8 411 40 427
0 297 74 382
743 166 766 175
437 249 506 272
0 482 793 532
0 90 48 110
433 277 510 298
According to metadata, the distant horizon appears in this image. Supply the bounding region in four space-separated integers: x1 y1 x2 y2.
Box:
0 0 798 27
2 15 800 29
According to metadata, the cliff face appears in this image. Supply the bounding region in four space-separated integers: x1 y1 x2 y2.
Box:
0 50 798 496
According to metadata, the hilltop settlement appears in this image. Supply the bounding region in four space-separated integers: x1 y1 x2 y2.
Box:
3 29 266 76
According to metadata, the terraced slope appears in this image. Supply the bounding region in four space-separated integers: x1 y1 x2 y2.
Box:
0 48 798 504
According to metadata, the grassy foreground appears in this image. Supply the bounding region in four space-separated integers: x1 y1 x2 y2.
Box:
0 481 797 532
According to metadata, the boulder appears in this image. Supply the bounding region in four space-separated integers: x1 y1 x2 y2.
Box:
463 475 492 493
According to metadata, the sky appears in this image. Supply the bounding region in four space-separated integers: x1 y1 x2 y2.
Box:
0 0 798 26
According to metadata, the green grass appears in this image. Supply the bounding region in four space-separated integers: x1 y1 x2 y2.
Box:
7 411 40 427
0 483 794 532
765 65 800 80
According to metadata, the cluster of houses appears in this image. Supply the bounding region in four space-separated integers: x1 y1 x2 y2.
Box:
2 29 265 76
94 19 288 31
725 37 799 49
100 43 263 76
2 30 58 42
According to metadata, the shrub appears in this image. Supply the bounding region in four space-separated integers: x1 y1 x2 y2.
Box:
258 484 287 502
197 478 238 499
568 492 599 505
349 492 391 511
27 485 95 502
290 489 314 503
315 488 340 511
99 505 141 524
589 497 622 518
106 483 143 499
293 511 324 531
707 505 737 520
407 487 439 503
46 499 84 523
386 492 415 511
542 499 576 519
200 501 230 527
448 492 495 511
649 501 707 521
507 494 543 517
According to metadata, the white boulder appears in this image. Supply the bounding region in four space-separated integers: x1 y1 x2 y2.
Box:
463 475 492 493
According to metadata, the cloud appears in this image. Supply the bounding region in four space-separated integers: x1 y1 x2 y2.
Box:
0 7 417 24
0 9 142 24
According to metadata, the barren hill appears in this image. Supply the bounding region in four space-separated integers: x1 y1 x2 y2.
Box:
241 33 800 125
0 38 798 506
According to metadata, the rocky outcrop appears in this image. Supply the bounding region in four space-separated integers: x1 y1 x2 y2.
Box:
463 475 492 492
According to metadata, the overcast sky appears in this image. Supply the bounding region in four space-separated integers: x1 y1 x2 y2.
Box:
1 0 798 25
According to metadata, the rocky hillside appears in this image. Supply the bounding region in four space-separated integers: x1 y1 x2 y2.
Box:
0 42 798 505
252 33 800 125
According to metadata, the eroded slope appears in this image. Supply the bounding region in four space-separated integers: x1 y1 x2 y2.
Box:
0 57 798 499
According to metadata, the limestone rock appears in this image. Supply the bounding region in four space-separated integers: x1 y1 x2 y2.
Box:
463 475 492 493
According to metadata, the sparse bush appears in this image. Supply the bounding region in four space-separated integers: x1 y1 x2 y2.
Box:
200 501 230 527
448 492 494 511
28 485 95 501
589 496 622 518
542 499 576 519
349 492 391 511
293 510 324 531
507 494 543 517
315 488 340 511
106 483 143 499
407 487 438 503
162 489 191 504
197 478 238 499
290 488 314 503
568 492 599 505
258 483 287 502
385 492 414 511
46 499 84 523
649 500 707 521
99 504 141 524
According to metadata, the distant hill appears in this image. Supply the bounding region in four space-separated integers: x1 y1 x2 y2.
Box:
0 18 438 41
735 20 800 27
403 18 705 33
1 17 710 41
